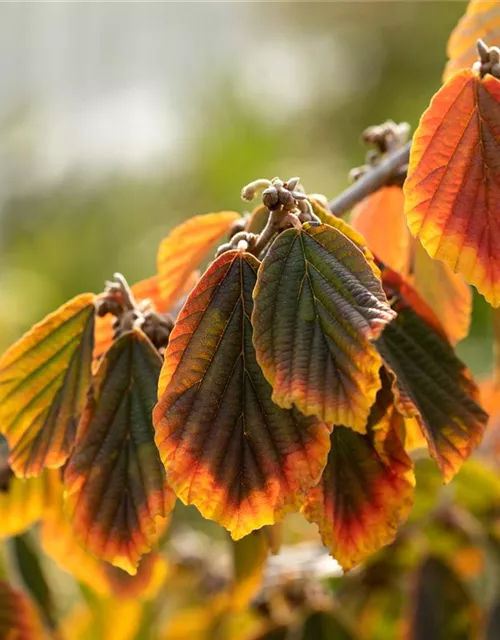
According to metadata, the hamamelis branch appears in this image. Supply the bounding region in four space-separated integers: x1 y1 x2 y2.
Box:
328 140 412 217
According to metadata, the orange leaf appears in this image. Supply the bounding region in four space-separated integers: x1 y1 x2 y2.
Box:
350 186 410 276
157 212 240 308
404 70 500 307
0 294 95 477
409 240 472 345
444 0 500 82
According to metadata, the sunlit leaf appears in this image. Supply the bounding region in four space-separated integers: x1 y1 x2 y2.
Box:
444 0 500 81
154 250 331 540
157 211 240 307
302 378 415 571
60 598 143 640
377 291 488 482
0 579 46 640
348 185 471 344
232 529 269 609
404 70 500 306
0 294 95 478
64 329 175 574
410 240 472 345
0 469 58 539
350 186 410 276
252 223 395 431
408 556 479 640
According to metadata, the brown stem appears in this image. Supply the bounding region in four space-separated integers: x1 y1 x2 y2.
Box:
252 209 283 257
328 140 412 216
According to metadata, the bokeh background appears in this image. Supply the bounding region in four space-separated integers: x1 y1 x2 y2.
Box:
0 0 490 373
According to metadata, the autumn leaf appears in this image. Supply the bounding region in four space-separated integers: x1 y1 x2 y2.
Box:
154 250 331 540
252 222 395 432
350 186 410 276
0 294 95 478
409 240 472 346
444 0 500 82
157 211 240 306
376 281 488 482
302 377 415 571
404 70 500 307
64 329 175 575
0 580 46 640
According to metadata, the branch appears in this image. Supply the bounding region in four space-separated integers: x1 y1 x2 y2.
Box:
328 140 411 217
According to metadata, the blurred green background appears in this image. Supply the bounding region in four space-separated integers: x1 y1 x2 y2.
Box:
0 1 490 374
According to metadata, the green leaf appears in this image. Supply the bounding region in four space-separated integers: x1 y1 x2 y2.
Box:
0 293 96 478
252 222 395 432
301 610 357 640
154 250 331 540
64 329 175 575
12 532 56 629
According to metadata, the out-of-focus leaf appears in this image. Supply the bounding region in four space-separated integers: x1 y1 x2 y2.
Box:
410 240 472 345
60 598 143 640
157 211 240 307
302 379 415 571
404 70 500 306
377 274 488 482
301 609 357 640
452 458 500 520
485 600 500 640
232 529 269 609
408 556 479 640
350 187 410 276
12 532 56 630
444 0 500 81
0 294 95 478
0 469 58 539
154 250 331 540
252 223 395 432
0 579 46 640
65 330 175 574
